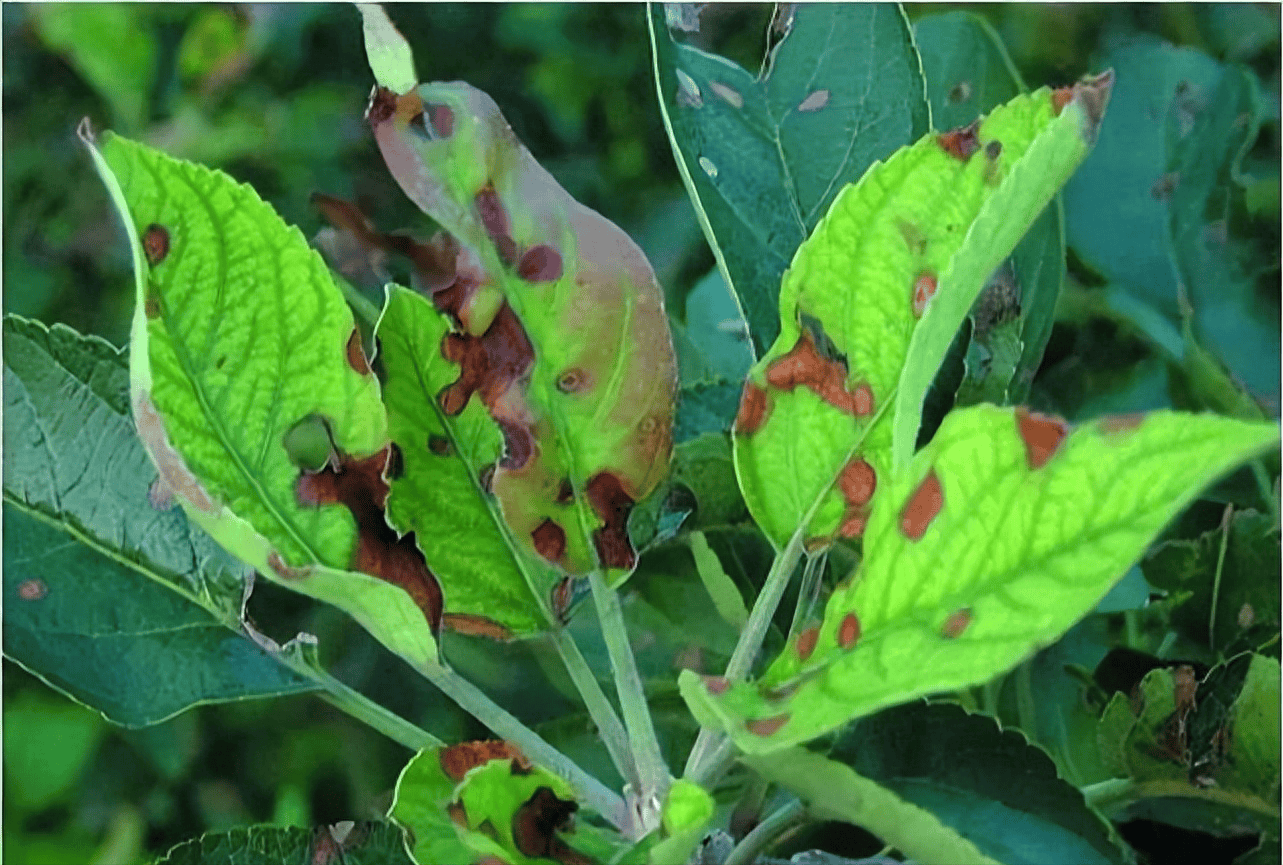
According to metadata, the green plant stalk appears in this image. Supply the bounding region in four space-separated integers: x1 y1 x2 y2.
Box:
1250 460 1278 526
787 548 828 640
723 800 810 865
305 665 444 752
417 659 630 833
587 570 671 811
1083 776 1278 820
1209 504 1233 652
549 626 641 792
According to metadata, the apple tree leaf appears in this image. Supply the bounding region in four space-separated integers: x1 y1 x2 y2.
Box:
363 9 677 583
84 128 439 668
647 2 931 357
153 821 413 865
732 79 1112 549
682 405 1278 752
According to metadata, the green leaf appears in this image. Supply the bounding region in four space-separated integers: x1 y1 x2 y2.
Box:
3 315 314 726
1142 509 1280 656
649 779 715 865
673 267 754 389
368 60 677 581
85 129 437 668
732 80 1110 548
648 3 931 356
675 380 742 444
377 285 562 638
745 748 1002 865
827 702 1128 865
682 405 1278 752
3 689 107 813
154 822 414 865
688 530 749 629
390 743 640 865
359 3 417 95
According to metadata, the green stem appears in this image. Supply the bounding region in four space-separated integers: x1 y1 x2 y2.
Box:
724 801 809 865
587 570 670 810
417 660 630 834
684 529 807 783
307 666 444 752
1080 778 1136 813
1209 504 1232 652
788 548 828 640
1250 460 1278 526
549 626 640 791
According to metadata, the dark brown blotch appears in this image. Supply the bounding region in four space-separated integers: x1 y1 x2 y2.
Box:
551 576 576 622
734 380 771 435
518 244 564 283
795 625 819 661
439 741 530 782
838 458 877 509
475 184 518 266
532 518 567 564
385 442 405 480
428 434 452 456
437 303 536 422
839 511 868 539
365 86 398 125
900 469 944 542
942 608 972 639
745 713 791 737
345 328 371 375
143 223 170 266
586 472 636 571
145 293 162 320
446 802 468 828
913 271 938 318
18 578 47 601
705 676 730 696
555 478 574 504
1015 407 1069 469
765 332 866 417
985 140 1002 160
497 419 535 470
443 614 514 640
556 368 591 394
512 787 591 865
837 612 861 649
937 120 981 161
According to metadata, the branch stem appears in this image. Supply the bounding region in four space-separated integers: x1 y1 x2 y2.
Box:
724 801 809 865
306 666 444 751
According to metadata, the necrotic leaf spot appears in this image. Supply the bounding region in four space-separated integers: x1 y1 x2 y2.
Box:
345 329 371 375
900 469 943 542
18 579 47 601
735 380 770 435
745 713 791 737
705 676 730 695
839 511 868 539
428 434 452 456
837 612 861 649
143 224 170 265
1016 407 1069 469
942 608 972 639
518 244 563 282
796 625 819 661
913 272 938 317
838 458 877 508
797 89 830 112
532 518 567 564
937 121 981 161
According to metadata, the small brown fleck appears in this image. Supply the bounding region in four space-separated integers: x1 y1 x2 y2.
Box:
551 577 576 621
942 608 972 639
446 802 468 828
145 293 162 319
838 458 877 508
532 518 567 564
267 550 312 581
852 383 873 416
913 271 938 318
985 140 1002 160
556 368 591 394
735 380 771 435
1016 407 1069 469
385 442 405 480
705 676 730 696
745 713 791 737
345 329 370 375
18 579 47 601
1052 86 1074 116
839 511 868 539
796 625 820 662
837 612 861 649
949 81 972 103
555 478 574 504
797 89 830 112
518 244 563 282
143 224 170 266
443 614 514 640
428 434 452 456
900 469 944 542
512 786 589 865
937 121 981 161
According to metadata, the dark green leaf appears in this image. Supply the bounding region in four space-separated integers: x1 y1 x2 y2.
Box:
154 822 414 865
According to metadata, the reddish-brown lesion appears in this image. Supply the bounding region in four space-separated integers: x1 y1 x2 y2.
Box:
475 183 519 266
900 469 944 542
941 608 972 639
912 271 938 318
531 518 568 566
1052 87 1074 116
442 614 515 640
437 305 536 420
745 713 791 737
295 446 443 631
586 472 635 570
937 120 981 161
795 625 820 661
765 331 873 418
1015 407 1070 469
518 244 564 282
439 740 531 782
836 457 878 540
511 787 593 865
143 224 170 266
837 612 861 649
345 328 371 375
734 380 771 435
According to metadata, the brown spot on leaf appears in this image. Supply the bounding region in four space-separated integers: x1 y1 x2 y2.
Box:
145 293 162 319
18 579 47 601
839 511 868 539
551 576 576 621
443 614 514 640
518 244 563 282
1052 87 1074 116
949 81 972 103
438 304 536 422
532 518 567 564
385 443 405 480
985 140 1002 160
440 741 531 782
942 608 972 639
296 447 443 631
709 80 744 108
745 713 791 737
512 787 592 865
838 458 877 509
496 419 536 470
555 478 574 504
837 612 861 649
365 86 399 125
586 472 636 570
345 329 370 375
478 462 497 493
267 551 313 581
143 224 170 266
475 183 518 266
913 271 938 318
705 676 730 695
937 121 981 161
852 383 873 416
735 380 771 435
428 434 452 456
900 469 944 542
796 625 819 661
1016 407 1069 469
134 393 217 513
797 89 830 112
556 368 591 394
446 802 469 828
766 332 866 416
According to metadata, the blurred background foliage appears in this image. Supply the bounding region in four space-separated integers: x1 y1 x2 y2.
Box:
3 4 1278 864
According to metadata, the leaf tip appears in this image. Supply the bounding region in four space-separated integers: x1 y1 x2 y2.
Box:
358 3 418 95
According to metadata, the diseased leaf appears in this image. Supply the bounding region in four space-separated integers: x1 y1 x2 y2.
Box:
3 315 313 726
377 285 563 639
390 742 641 865
682 405 1278 752
649 779 715 865
365 15 677 581
85 129 438 668
828 702 1128 865
732 80 1110 549
154 821 413 865
648 3 931 356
